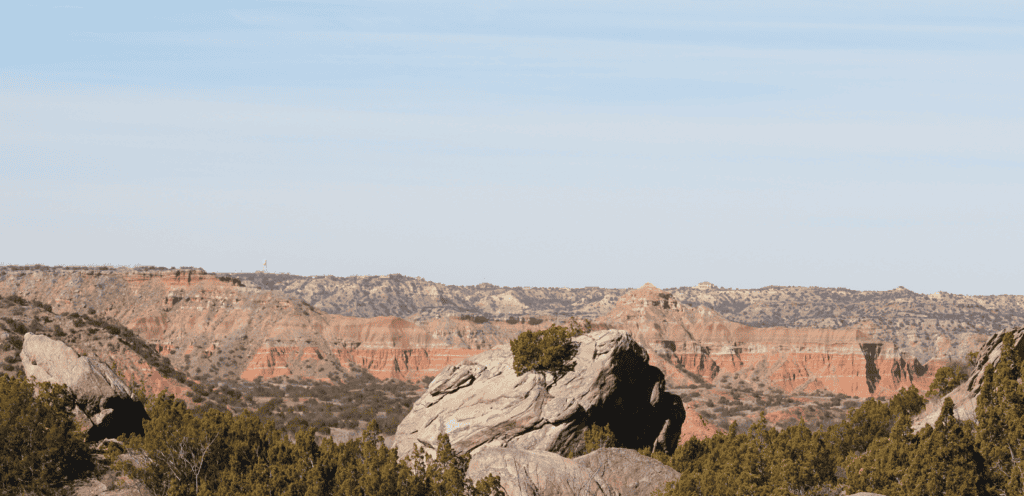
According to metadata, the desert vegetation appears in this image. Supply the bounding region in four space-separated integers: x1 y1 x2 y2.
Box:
5 332 1022 495
0 374 93 494
509 318 591 376
106 391 504 496
646 332 1024 496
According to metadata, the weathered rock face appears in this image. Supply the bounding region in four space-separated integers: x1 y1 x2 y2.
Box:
20 333 147 440
597 283 941 397
231 271 1020 362
0 268 500 384
913 325 1024 430
0 268 962 398
394 330 685 459
465 447 678 496
574 448 680 496
466 448 619 496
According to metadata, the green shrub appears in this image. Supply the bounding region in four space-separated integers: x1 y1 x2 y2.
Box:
510 319 590 376
120 394 504 496
0 374 92 493
927 362 970 399
582 423 618 455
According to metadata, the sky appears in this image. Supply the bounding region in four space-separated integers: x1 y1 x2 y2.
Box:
2 1 1023 295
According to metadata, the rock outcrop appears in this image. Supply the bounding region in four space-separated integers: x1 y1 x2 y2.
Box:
913 325 1024 430
20 333 147 440
466 447 619 496
394 330 685 459
574 448 680 496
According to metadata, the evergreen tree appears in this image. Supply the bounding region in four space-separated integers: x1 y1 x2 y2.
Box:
841 414 917 496
901 398 986 496
976 333 1024 496
927 362 970 399
0 374 92 495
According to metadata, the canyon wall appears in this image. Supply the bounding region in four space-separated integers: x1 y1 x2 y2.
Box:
0 267 947 396
235 272 1016 363
596 283 941 397
0 267 511 383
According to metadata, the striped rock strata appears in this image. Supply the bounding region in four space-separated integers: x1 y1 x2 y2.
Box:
598 283 942 397
0 269 941 398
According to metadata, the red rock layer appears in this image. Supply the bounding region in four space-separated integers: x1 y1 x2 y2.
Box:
0 272 939 395
598 283 937 397
678 408 724 444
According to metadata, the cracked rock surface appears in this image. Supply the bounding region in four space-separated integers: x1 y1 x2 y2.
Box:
394 329 685 459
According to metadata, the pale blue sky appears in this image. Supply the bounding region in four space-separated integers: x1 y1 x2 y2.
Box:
2 1 1023 295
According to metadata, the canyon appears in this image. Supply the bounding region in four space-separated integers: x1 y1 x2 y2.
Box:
0 266 981 403
234 271 1020 363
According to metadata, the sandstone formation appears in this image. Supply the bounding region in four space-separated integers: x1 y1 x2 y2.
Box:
574 448 681 496
231 271 1021 362
0 267 499 384
465 447 619 496
0 266 986 399
20 333 147 440
677 409 723 444
913 325 1024 430
596 284 940 397
394 330 685 459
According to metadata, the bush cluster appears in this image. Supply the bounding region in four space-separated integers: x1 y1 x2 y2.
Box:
0 374 92 494
509 318 591 376
927 361 970 398
116 392 504 496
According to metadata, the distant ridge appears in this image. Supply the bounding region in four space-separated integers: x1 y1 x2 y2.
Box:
231 271 1024 362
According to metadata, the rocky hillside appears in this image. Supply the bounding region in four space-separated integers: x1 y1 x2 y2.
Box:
231 272 1021 362
0 266 520 385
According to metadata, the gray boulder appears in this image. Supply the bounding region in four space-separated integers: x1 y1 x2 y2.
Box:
21 333 146 440
466 447 619 496
575 448 680 496
395 329 685 459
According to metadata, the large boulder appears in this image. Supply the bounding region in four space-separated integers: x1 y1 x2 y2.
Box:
466 447 619 496
574 448 680 496
20 333 147 440
395 329 685 458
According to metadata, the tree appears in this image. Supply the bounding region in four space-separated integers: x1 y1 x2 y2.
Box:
976 332 1024 496
842 414 917 496
581 424 618 455
901 398 987 496
0 373 92 495
927 362 970 399
120 392 230 496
